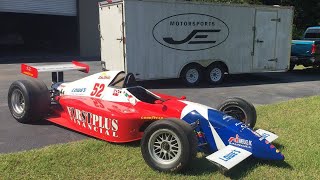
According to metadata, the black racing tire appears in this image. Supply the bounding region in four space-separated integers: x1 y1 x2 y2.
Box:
205 63 226 85
8 79 50 123
141 118 197 172
217 97 257 128
181 64 203 86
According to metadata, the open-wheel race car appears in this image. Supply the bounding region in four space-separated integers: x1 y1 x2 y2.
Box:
8 61 284 173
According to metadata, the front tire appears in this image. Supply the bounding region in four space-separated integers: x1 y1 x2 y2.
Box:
141 119 197 172
8 79 50 123
217 97 257 128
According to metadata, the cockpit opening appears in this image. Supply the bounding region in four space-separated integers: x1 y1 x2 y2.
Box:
126 86 160 104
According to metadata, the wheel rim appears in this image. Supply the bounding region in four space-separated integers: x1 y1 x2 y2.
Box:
186 68 199 84
148 129 182 165
222 105 247 123
210 68 222 82
11 89 25 114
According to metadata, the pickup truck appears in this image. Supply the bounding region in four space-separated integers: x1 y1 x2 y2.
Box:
290 26 320 70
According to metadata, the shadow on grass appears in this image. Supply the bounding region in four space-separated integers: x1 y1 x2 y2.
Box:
225 157 292 179
42 119 292 178
273 142 285 151
94 138 293 178
179 155 292 179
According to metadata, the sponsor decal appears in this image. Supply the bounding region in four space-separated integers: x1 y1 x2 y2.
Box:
113 89 122 96
91 98 105 108
141 116 164 120
21 64 38 78
67 106 119 137
90 83 105 97
71 88 86 93
219 150 241 162
259 132 271 141
228 134 252 148
196 131 204 138
222 115 234 121
235 122 249 131
152 13 229 51
23 71 34 77
98 72 111 79
124 92 137 105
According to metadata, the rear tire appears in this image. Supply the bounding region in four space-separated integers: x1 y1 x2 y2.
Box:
8 79 50 123
217 97 257 128
141 118 197 172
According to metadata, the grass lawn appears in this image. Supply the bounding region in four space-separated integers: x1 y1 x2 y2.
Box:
1 96 320 179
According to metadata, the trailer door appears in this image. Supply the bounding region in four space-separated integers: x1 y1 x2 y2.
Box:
253 10 278 70
99 3 125 71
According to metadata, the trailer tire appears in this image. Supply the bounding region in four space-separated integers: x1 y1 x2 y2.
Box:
141 118 197 172
8 79 50 123
217 97 257 128
181 64 203 86
206 63 226 85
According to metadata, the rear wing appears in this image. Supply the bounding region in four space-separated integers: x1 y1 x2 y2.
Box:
21 61 90 83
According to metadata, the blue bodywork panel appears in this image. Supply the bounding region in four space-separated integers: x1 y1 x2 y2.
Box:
182 108 284 161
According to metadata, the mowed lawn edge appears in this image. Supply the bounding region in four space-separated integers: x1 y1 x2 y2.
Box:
1 96 320 179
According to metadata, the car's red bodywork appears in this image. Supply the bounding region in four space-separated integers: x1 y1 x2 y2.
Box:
49 93 187 143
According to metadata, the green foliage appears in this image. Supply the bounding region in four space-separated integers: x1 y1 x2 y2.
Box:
292 24 305 39
277 0 320 35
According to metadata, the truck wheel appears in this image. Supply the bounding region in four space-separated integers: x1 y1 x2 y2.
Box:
217 97 257 128
206 64 226 85
181 64 203 86
8 79 50 123
141 118 197 172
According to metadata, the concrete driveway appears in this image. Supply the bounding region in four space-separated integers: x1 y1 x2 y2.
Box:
1 61 320 153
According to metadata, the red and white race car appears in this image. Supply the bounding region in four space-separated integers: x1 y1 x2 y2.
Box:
8 61 283 173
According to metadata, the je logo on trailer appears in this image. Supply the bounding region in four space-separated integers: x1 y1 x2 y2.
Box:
163 29 221 45
152 13 229 51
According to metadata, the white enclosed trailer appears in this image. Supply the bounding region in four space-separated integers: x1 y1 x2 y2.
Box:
99 0 293 85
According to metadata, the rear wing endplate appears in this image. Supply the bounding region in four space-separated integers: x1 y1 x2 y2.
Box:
21 61 90 82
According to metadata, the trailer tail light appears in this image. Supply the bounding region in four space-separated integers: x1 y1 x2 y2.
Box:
311 44 316 54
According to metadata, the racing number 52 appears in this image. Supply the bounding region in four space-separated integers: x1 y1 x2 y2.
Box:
90 83 105 97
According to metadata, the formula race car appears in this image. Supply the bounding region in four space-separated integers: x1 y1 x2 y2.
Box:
8 61 284 173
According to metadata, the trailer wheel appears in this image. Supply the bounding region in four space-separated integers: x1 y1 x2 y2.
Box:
206 63 226 85
217 97 257 128
8 79 50 123
181 64 203 86
141 118 197 172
